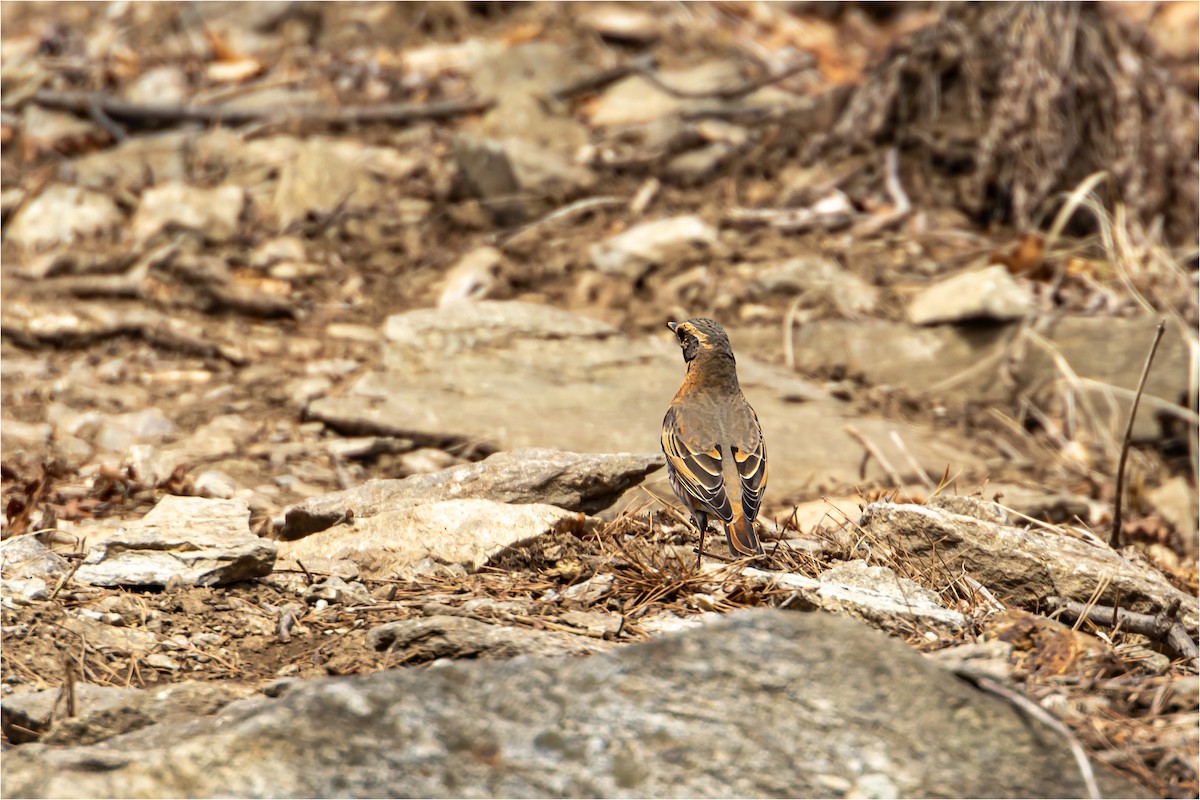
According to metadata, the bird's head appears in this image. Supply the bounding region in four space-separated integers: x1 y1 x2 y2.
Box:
667 318 733 364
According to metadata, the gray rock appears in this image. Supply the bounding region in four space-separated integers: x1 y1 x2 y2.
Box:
281 448 662 539
1148 477 1198 555
438 246 504 307
750 256 880 318
472 42 589 103
925 495 1011 525
743 562 966 634
664 142 736 186
66 131 191 191
124 444 183 488
132 182 245 243
270 138 418 228
0 612 1144 798
385 300 616 354
590 215 719 280
0 578 48 604
1 681 251 747
791 315 1192 441
1021 316 1194 441
303 576 373 606
193 470 240 499
0 419 53 452
74 496 275 588
6 185 123 250
857 502 1197 627
367 615 607 660
0 535 70 581
587 61 745 127
94 408 176 454
908 265 1035 325
926 640 1017 684
453 133 595 225
2 684 139 745
21 106 101 152
397 447 464 475
249 235 308 268
983 483 1098 525
123 65 188 105
561 572 614 605
791 318 1016 398
61 613 160 655
279 498 585 579
168 415 253 462
578 7 662 45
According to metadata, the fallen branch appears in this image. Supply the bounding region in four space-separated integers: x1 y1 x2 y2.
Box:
1110 319 1167 548
2 307 247 365
552 55 812 103
29 90 492 130
1045 595 1198 671
551 54 657 101
641 57 814 101
954 671 1100 800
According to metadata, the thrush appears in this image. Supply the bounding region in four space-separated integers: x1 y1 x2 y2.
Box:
661 318 767 562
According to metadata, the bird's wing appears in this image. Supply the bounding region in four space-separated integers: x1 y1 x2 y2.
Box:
733 407 767 523
661 405 734 523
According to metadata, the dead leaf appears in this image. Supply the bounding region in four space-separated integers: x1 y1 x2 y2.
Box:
990 232 1046 278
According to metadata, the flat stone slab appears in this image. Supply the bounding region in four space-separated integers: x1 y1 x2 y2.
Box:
307 302 988 502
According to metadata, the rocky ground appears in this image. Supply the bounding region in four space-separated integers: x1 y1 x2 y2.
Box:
1 2 1197 798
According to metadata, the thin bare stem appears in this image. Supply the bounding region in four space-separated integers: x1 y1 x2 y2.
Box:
1110 319 1167 548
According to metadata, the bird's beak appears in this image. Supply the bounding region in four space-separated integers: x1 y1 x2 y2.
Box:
666 322 678 333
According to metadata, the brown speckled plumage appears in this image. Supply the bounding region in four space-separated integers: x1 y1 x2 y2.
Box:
661 318 767 560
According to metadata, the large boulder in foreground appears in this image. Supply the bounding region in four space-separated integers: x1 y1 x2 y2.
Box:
2 611 1143 798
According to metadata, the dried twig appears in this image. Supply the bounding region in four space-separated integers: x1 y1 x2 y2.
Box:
495 196 625 246
30 90 492 130
296 559 315 587
1045 595 1198 671
1110 319 1167 548
551 54 657 101
553 54 811 103
956 672 1101 800
724 202 855 234
959 573 1006 614
641 58 813 101
852 148 912 237
844 425 903 488
888 431 935 489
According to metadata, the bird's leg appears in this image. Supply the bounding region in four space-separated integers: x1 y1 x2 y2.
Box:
693 512 708 570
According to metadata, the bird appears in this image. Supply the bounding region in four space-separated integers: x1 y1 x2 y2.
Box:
661 318 767 563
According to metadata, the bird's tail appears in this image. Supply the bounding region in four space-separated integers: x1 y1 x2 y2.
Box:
724 507 763 557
